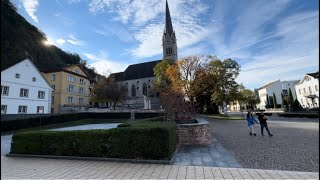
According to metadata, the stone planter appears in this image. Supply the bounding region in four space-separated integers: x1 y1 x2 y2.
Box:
177 118 212 146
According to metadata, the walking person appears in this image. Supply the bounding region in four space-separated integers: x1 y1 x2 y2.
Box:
246 111 259 136
257 111 273 136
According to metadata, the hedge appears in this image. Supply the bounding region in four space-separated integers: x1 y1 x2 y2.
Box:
1 112 163 132
278 113 319 118
10 120 177 160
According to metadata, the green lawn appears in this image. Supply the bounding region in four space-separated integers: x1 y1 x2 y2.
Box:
201 114 245 120
2 118 130 135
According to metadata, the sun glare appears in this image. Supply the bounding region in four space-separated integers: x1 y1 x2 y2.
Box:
43 39 54 46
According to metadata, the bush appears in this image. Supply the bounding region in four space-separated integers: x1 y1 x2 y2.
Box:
10 121 178 160
278 113 319 118
2 113 164 132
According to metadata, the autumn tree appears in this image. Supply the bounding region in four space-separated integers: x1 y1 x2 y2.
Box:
92 76 125 109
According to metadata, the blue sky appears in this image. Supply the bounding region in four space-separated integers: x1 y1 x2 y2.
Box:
12 0 319 90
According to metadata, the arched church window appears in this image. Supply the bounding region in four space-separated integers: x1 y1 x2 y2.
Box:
131 85 136 97
143 83 147 96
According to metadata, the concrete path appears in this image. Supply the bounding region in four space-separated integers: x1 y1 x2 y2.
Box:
174 138 242 168
1 156 318 179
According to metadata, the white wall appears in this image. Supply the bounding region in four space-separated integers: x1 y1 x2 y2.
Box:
295 75 319 108
258 80 282 109
1 59 52 114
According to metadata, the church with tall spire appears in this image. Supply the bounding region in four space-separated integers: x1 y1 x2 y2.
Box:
110 0 178 109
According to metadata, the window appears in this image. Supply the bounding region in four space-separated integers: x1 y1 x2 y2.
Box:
52 84 55 90
1 105 7 114
1 86 9 96
18 106 27 114
315 85 318 91
20 88 29 97
52 96 54 104
79 87 84 94
299 89 301 94
15 73 20 79
37 106 44 114
303 88 306 93
32 77 36 82
143 83 147 96
75 69 80 74
67 75 76 82
68 85 74 93
52 74 56 81
38 91 45 99
67 96 74 103
79 79 85 85
79 98 84 104
282 89 288 96
131 85 136 97
308 87 312 94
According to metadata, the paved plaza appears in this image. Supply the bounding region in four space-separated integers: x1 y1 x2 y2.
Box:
1 156 319 179
205 114 319 172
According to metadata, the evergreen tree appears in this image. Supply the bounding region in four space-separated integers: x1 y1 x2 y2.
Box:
273 92 277 108
281 92 284 108
288 88 294 106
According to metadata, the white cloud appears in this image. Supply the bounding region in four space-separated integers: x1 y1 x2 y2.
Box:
20 0 39 23
83 52 128 76
88 0 211 59
56 39 66 44
67 35 85 46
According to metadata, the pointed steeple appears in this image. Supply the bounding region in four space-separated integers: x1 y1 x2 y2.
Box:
162 0 178 61
164 0 173 35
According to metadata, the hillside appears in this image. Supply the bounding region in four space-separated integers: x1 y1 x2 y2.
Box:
1 0 99 79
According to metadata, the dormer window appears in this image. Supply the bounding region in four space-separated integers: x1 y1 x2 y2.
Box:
15 73 20 79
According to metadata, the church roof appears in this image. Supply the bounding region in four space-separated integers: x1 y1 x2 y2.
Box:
111 60 162 81
164 0 174 35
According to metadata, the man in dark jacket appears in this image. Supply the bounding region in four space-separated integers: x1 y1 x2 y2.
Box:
257 112 273 136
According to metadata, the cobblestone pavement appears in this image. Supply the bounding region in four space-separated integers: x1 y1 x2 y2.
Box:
205 116 319 172
1 156 319 179
174 139 242 168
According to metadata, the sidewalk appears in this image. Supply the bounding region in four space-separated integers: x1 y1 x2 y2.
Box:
1 156 319 179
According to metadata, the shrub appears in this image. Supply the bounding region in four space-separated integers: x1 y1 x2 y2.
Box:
2 113 163 132
278 113 319 118
10 121 178 160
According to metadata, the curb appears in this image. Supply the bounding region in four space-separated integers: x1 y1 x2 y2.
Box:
6 147 179 165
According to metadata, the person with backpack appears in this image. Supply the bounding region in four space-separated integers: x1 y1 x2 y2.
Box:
257 111 273 136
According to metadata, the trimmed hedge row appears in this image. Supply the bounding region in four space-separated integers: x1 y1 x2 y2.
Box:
10 120 178 160
1 112 163 132
278 113 319 118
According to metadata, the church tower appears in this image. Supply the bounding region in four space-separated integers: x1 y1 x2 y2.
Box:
162 0 178 61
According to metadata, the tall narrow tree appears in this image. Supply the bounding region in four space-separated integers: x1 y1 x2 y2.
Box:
288 88 294 106
273 92 277 108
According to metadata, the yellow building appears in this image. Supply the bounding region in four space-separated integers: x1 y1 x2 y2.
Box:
41 64 91 113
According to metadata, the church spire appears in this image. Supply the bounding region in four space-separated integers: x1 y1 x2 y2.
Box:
164 0 173 35
162 0 178 61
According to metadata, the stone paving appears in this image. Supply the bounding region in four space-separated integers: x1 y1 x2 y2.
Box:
1 156 319 179
205 115 319 172
174 139 242 168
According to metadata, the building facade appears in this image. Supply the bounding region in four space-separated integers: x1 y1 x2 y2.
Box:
41 64 91 113
111 0 177 109
257 79 298 110
295 71 319 108
1 59 52 114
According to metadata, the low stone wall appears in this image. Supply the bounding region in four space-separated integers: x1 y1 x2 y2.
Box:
177 118 212 147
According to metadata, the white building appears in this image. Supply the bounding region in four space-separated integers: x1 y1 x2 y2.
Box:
295 71 319 108
257 79 298 110
1 58 53 114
